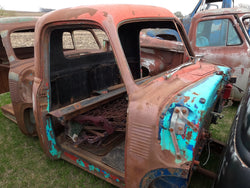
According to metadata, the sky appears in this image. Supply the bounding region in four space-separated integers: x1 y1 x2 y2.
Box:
0 0 249 15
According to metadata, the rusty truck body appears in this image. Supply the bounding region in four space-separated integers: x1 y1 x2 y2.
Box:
0 17 37 135
188 8 250 101
1 5 232 187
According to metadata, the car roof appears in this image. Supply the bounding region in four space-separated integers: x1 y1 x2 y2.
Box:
0 17 37 31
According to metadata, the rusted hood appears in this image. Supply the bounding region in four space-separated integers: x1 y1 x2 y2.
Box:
130 61 218 107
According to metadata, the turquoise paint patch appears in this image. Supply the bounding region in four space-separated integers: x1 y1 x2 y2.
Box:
160 67 230 163
46 119 61 158
47 90 50 112
77 159 86 167
76 160 103 177
0 17 37 24
116 179 120 182
89 165 95 171
45 85 61 158
95 168 100 172
104 171 110 178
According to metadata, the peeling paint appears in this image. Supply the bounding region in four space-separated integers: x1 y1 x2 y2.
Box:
0 30 8 38
9 72 19 82
64 152 122 183
46 119 61 158
8 56 15 62
47 89 50 112
141 57 155 71
159 66 230 163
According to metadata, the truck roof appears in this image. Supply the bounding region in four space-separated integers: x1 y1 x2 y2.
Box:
193 7 250 19
0 17 38 31
36 4 176 28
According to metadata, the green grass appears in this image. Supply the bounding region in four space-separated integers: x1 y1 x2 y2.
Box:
0 93 114 188
189 102 238 188
0 93 238 187
210 102 238 143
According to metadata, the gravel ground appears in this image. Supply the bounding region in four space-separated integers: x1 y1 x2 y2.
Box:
10 29 108 49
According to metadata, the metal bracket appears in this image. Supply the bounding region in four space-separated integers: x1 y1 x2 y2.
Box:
169 106 194 159
211 112 224 119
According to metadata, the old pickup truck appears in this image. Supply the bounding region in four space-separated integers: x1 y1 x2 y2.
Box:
0 17 37 135
1 5 232 187
188 8 250 101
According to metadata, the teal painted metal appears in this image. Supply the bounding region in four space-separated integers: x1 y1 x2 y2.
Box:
0 17 37 24
159 66 230 163
45 88 61 158
46 118 61 158
64 152 122 183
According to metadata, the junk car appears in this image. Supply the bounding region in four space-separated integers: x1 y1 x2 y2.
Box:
189 8 250 101
0 17 37 135
215 87 250 188
1 5 232 187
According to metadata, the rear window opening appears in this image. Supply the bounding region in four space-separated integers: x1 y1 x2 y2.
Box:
10 29 34 59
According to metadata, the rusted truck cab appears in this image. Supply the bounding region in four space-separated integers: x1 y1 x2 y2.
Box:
33 5 231 187
189 8 250 101
0 17 37 135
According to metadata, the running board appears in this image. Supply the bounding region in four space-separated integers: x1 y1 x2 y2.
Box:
1 103 17 123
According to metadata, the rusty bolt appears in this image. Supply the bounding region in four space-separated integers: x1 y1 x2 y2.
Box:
216 71 223 75
169 128 174 132
175 108 180 113
199 98 206 104
178 126 183 131
182 109 187 114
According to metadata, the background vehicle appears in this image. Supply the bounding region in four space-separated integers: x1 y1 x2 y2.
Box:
183 0 234 33
32 4 231 187
0 17 37 135
188 8 250 101
146 0 234 42
215 87 250 188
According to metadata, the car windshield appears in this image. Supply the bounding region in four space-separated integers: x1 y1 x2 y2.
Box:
10 29 34 59
196 19 242 47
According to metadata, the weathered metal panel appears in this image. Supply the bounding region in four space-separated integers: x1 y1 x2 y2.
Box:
189 9 250 100
125 62 230 187
25 4 232 187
